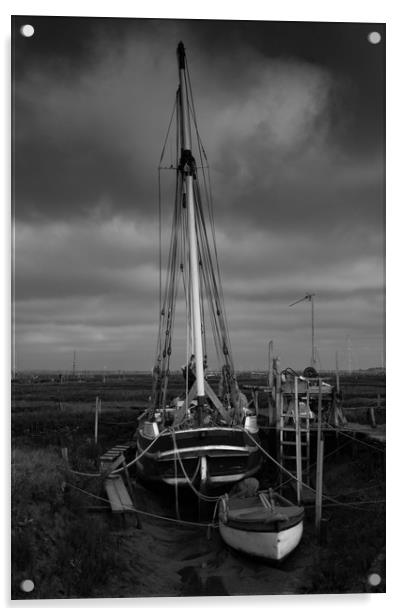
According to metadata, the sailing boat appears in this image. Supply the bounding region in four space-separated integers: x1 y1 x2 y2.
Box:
135 42 262 491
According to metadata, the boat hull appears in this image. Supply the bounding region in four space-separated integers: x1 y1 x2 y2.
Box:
218 491 304 561
135 426 262 490
219 519 304 561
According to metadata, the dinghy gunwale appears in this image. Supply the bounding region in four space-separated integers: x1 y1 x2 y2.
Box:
219 490 305 533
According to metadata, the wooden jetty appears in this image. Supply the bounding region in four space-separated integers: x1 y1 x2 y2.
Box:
243 355 385 520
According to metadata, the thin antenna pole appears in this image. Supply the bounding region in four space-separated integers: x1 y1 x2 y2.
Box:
289 293 316 367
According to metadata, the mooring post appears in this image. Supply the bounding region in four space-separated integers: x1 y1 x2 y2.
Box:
253 389 259 416
294 376 302 506
315 379 324 539
268 340 273 388
275 357 281 428
94 396 100 444
61 447 69 465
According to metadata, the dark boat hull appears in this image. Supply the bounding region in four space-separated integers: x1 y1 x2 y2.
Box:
135 426 262 490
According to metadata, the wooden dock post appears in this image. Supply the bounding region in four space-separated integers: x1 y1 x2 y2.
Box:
275 357 281 428
315 379 324 539
369 407 377 429
252 389 260 416
94 396 101 444
61 447 69 464
267 340 273 388
294 376 302 506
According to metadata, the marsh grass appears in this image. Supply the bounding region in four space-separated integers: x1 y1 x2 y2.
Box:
11 446 120 599
299 448 385 593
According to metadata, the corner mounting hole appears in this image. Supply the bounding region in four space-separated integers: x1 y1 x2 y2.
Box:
368 31 381 45
368 573 381 586
20 24 35 38
20 579 35 592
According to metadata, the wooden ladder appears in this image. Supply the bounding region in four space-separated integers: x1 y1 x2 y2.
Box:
278 377 311 502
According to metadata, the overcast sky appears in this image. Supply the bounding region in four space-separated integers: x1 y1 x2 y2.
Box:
12 17 385 372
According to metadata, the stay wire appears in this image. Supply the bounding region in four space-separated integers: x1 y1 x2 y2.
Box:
242 428 382 512
322 420 385 453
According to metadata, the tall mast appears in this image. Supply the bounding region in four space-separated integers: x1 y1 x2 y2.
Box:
177 42 205 402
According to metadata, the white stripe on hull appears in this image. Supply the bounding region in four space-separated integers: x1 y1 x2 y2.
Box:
139 426 257 442
219 520 303 561
136 460 262 487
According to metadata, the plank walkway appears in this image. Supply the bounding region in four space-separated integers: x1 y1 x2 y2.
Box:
100 443 135 514
104 475 134 513
100 443 132 472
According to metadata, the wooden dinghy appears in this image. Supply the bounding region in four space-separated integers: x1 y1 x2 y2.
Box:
218 488 304 561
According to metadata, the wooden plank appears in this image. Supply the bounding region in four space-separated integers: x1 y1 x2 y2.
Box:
104 476 133 513
100 452 125 472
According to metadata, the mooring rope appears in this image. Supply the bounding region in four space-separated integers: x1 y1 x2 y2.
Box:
169 428 221 503
65 482 218 529
61 428 171 478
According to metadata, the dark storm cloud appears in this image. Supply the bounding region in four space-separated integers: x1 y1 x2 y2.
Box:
12 17 385 370
13 18 384 229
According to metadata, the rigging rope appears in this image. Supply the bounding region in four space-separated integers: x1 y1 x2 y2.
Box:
322 420 385 453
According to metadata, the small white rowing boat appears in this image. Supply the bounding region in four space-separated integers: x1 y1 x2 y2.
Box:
218 488 304 561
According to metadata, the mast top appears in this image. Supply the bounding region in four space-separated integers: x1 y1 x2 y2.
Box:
177 41 186 70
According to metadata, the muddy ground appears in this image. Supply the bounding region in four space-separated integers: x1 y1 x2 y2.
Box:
11 371 385 598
